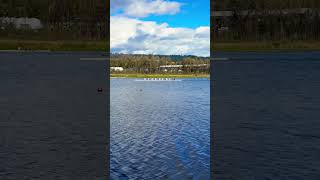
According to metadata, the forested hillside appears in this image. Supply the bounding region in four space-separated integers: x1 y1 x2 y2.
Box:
0 0 108 40
0 0 48 18
212 0 320 42
212 0 320 11
111 54 210 74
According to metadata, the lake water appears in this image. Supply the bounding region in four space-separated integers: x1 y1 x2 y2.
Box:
3 51 319 179
212 52 320 179
110 78 210 179
0 52 108 179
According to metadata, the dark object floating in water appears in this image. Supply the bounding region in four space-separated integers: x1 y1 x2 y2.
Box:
97 88 103 92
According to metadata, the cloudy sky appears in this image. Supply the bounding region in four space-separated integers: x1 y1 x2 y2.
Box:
111 0 210 57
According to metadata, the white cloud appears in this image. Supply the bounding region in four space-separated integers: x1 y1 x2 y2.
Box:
110 1 130 13
111 16 210 57
111 0 182 17
110 0 209 56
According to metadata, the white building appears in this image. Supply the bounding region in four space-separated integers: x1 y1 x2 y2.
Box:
110 67 124 72
0 17 43 30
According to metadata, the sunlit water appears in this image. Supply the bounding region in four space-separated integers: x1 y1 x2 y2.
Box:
111 78 210 179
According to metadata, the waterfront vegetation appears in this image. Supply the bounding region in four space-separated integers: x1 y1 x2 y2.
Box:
0 0 108 51
0 39 108 51
3 1 320 53
2 39 320 52
111 73 209 78
212 41 320 52
212 0 320 52
212 0 320 42
110 54 210 78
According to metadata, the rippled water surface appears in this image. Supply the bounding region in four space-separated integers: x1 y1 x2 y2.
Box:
0 52 108 179
111 78 210 179
213 52 320 179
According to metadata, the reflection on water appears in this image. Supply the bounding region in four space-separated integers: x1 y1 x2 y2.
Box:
111 78 210 179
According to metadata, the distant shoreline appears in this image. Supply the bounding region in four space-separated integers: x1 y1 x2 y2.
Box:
2 40 320 52
212 41 320 52
111 73 209 78
0 39 108 51
0 50 51 53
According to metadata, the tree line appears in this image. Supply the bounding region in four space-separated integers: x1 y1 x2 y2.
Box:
110 54 210 74
212 0 320 11
0 0 48 18
0 0 108 40
212 0 320 41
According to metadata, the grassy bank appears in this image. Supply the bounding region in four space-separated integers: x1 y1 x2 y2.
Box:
111 73 209 78
212 41 320 52
0 40 108 51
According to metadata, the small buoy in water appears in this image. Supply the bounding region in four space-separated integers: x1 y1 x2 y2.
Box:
97 88 103 92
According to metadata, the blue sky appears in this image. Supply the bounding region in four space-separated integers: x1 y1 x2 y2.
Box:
110 0 210 57
140 0 209 28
